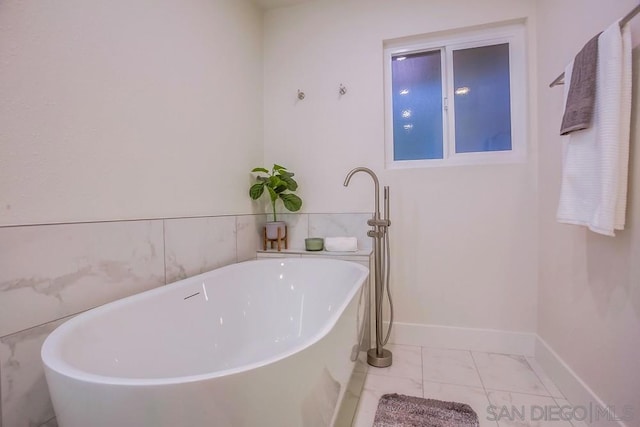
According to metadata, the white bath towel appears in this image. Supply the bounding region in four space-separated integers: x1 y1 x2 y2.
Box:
324 237 358 252
556 20 632 236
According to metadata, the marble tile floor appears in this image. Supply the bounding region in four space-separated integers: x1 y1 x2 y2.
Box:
352 344 588 427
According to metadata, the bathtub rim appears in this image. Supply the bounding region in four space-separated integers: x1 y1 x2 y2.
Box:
41 258 369 387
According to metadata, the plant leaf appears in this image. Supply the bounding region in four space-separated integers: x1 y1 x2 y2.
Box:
274 184 288 194
277 170 293 178
279 193 302 212
280 175 298 191
268 175 286 188
272 164 286 172
251 167 269 174
267 186 278 202
249 183 265 200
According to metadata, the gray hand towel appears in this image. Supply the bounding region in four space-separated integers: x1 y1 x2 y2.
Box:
560 32 601 135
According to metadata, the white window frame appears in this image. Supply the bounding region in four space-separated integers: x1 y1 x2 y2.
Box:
384 22 527 169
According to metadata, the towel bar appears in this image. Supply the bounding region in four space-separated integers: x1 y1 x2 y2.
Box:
549 3 640 88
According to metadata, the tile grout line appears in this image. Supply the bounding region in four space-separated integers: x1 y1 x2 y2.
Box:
0 212 371 230
367 370 490 391
523 357 562 399
469 351 500 427
0 308 90 340
234 216 239 264
481 386 565 399
0 213 264 229
162 219 167 285
420 345 425 398
421 377 494 391
551 396 578 427
470 351 489 394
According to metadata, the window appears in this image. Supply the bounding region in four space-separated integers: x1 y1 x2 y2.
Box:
384 23 527 168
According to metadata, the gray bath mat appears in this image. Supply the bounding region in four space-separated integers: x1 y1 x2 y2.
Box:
373 393 479 427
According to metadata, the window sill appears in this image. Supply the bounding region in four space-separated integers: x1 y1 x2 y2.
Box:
386 151 527 170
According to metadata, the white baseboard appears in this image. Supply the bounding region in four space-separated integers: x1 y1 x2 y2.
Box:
534 336 628 427
387 321 536 356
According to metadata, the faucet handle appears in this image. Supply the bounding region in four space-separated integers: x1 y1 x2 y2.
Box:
367 230 384 238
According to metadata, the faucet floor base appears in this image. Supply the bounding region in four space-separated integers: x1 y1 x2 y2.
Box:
367 348 392 368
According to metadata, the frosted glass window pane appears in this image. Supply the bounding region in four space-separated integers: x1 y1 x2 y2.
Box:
453 43 512 153
391 51 443 160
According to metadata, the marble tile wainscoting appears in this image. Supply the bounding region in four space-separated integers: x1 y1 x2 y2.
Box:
0 212 371 427
269 213 373 251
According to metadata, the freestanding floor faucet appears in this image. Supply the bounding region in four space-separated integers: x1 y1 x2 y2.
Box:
344 167 394 368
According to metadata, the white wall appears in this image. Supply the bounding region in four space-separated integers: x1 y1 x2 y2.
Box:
0 1 264 424
0 0 263 226
264 0 539 332
536 0 640 415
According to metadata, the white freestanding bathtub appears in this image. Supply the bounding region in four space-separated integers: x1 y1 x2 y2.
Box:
41 258 369 427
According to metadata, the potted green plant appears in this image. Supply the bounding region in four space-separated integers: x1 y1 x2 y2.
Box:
249 164 302 240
